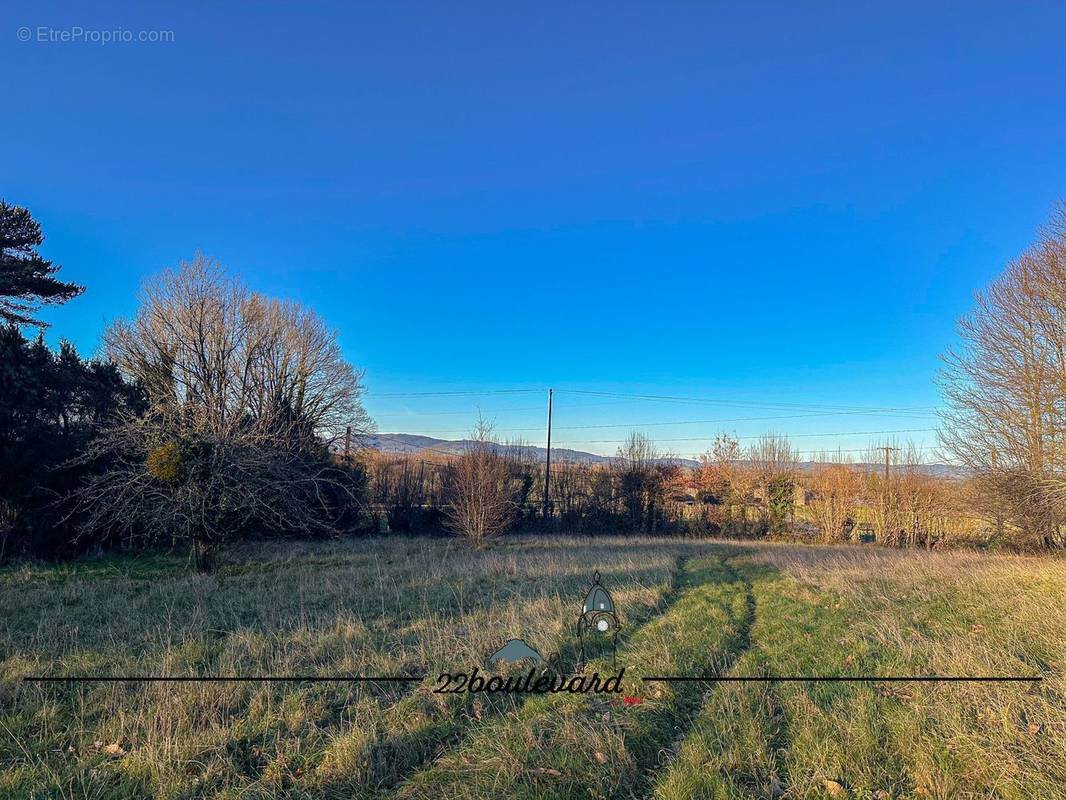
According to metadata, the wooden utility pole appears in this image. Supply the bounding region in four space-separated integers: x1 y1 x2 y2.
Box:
880 445 899 545
344 425 352 463
882 445 898 483
543 388 553 522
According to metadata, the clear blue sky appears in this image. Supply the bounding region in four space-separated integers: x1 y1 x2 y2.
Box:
5 2 1065 456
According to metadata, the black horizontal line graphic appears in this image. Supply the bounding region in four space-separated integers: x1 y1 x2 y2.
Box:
25 674 1041 684
642 675 1042 683
24 675 427 683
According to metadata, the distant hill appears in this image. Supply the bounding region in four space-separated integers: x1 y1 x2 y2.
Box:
362 433 618 464
794 461 965 478
360 433 965 477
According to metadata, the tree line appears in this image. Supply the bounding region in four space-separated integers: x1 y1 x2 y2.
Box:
1 202 371 567
360 430 976 548
2 199 1063 564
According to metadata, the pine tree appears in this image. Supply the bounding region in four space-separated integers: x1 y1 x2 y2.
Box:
0 200 83 326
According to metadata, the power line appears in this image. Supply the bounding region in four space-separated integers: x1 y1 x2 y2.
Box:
367 397 664 419
676 445 939 457
555 389 940 414
357 388 944 462
364 387 940 415
364 427 938 455
553 428 937 445
386 408 938 435
552 410 937 429
360 432 942 463
370 405 547 418
365 389 543 398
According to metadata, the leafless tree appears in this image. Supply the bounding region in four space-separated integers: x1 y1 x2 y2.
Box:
614 432 666 532
806 453 863 543
444 418 515 547
104 255 370 445
747 434 797 535
694 434 756 535
939 202 1066 548
74 255 371 569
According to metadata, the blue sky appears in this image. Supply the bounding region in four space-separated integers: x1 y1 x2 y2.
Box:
4 2 1064 456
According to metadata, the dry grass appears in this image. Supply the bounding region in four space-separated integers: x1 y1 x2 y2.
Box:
1 536 1064 799
1 536 702 798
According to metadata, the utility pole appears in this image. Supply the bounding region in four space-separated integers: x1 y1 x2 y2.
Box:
344 425 351 464
882 445 898 484
880 444 899 545
543 388 553 523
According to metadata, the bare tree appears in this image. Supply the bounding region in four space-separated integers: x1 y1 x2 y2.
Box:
445 418 515 547
614 432 670 532
75 255 371 569
806 453 862 543
939 202 1066 548
693 434 748 532
747 434 797 536
104 256 370 446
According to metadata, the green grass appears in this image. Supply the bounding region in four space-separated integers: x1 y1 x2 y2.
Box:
393 552 751 800
652 547 1066 800
1 537 1064 798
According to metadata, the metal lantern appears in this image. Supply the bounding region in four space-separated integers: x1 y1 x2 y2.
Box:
577 570 620 667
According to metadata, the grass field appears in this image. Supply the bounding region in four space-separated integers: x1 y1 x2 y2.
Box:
2 536 1064 799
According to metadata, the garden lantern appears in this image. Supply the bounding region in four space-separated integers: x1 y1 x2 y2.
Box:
577 570 620 667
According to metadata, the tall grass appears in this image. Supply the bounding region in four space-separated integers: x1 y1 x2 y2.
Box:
2 537 1063 798
1 537 703 798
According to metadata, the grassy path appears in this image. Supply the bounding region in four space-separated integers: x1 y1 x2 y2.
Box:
298 557 694 798
383 545 1062 800
651 549 1066 800
651 557 905 799
390 549 753 800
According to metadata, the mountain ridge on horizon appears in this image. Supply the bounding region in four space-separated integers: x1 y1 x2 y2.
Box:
360 433 964 478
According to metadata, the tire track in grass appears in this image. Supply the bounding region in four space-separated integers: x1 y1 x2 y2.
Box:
747 573 912 799
388 549 754 800
639 552 758 796
618 553 752 799
649 558 793 800
728 554 757 657
650 557 917 800
300 555 694 798
728 558 796 796
640 553 770 800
